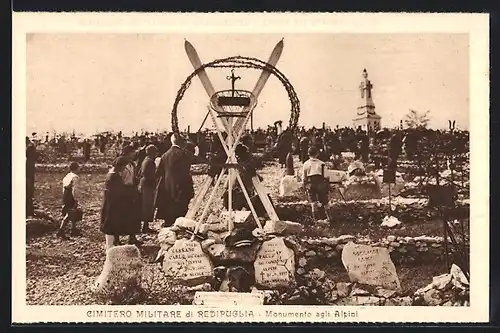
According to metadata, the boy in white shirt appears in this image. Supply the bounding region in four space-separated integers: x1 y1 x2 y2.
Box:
302 146 332 222
56 162 82 239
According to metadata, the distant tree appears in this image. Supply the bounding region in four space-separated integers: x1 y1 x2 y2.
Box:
404 109 431 129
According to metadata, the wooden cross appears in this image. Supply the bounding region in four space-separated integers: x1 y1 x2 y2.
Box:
226 69 241 97
366 80 373 98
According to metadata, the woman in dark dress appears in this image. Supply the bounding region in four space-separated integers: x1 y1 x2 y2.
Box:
100 156 132 250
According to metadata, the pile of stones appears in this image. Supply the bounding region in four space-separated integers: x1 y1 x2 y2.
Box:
297 234 468 267
275 198 470 225
156 213 303 293
413 264 470 306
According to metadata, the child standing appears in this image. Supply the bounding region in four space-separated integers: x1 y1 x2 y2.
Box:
56 162 82 239
302 146 332 222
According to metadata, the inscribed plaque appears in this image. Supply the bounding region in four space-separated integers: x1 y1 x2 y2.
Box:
94 245 143 295
341 242 401 290
254 237 295 288
163 239 214 284
193 291 264 305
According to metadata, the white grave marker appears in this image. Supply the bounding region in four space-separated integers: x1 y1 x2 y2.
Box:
193 291 264 305
94 245 143 295
163 239 214 284
341 242 401 290
254 237 295 288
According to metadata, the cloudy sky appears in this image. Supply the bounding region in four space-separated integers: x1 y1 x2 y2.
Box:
26 33 469 135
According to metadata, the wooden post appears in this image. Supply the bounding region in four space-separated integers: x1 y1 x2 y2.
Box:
227 117 234 232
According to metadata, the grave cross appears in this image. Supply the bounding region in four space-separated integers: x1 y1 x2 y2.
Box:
366 80 373 98
226 69 241 97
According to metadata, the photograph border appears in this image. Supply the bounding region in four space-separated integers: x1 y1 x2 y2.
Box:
12 12 490 324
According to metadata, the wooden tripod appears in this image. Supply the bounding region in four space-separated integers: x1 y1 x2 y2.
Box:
188 104 278 240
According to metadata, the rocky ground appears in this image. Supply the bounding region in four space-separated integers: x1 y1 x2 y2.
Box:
26 160 462 305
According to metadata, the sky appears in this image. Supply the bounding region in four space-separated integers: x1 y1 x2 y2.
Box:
26 33 469 136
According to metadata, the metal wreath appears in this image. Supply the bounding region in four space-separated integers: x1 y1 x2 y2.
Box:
171 56 300 133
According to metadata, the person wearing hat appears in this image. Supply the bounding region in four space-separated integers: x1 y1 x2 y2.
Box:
138 144 158 233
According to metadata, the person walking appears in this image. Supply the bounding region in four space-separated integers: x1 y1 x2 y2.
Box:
56 162 83 239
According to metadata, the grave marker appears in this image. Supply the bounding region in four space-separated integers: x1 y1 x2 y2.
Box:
193 291 264 305
341 242 401 290
254 237 295 288
163 239 214 285
94 245 143 295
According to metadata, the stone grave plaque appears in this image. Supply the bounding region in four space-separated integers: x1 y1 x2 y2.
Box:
163 239 214 285
94 245 143 295
344 175 382 200
254 237 295 288
341 242 401 290
193 291 264 306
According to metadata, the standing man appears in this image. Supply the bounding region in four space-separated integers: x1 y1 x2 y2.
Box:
138 145 158 234
155 133 194 227
26 137 36 217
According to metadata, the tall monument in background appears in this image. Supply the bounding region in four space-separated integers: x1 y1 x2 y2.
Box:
353 68 382 132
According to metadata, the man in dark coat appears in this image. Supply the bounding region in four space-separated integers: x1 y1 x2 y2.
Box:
155 133 194 227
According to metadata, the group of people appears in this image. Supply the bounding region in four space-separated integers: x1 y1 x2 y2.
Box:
55 133 197 250
27 123 470 250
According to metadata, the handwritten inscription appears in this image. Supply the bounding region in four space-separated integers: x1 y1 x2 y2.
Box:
341 242 401 290
193 292 264 306
163 239 214 281
254 237 295 288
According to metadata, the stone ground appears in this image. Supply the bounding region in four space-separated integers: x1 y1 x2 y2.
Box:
26 160 452 305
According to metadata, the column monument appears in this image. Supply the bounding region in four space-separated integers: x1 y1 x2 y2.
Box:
353 69 382 132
